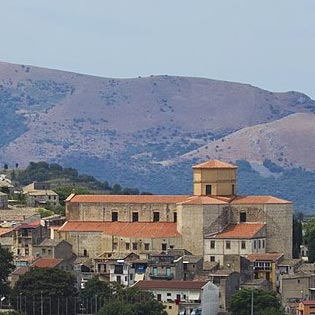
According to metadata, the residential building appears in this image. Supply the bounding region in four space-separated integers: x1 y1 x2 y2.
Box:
133 280 219 315
12 220 49 257
32 239 73 260
248 253 284 291
204 223 266 265
22 182 59 208
296 300 315 315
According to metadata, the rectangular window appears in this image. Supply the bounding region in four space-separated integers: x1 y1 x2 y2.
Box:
112 212 118 222
144 243 150 251
173 212 177 222
166 267 171 276
126 243 130 250
210 256 215 262
259 240 261 249
167 292 171 297
132 212 139 222
254 240 257 249
206 185 212 195
241 241 246 249
157 294 161 301
262 240 265 248
162 243 167 251
232 184 235 195
240 212 246 223
210 240 215 249
153 212 160 222
226 241 231 249
113 242 118 250
132 242 138 250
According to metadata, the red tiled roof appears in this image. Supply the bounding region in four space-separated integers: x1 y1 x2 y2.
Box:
301 300 315 305
192 160 237 169
59 221 181 238
134 280 207 290
14 220 42 230
206 223 265 239
177 195 228 205
11 266 30 276
68 195 189 204
231 196 291 204
0 228 13 236
247 253 284 262
30 258 63 268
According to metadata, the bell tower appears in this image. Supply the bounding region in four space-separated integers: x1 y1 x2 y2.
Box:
192 160 237 196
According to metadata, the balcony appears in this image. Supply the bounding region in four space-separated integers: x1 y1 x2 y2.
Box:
149 273 174 280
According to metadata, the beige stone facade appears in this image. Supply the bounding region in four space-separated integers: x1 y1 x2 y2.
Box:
61 159 293 261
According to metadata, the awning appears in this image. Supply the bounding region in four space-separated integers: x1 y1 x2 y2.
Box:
188 291 200 301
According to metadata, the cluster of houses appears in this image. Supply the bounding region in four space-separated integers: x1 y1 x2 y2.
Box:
0 160 315 315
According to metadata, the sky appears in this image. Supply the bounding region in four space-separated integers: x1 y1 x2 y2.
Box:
0 0 314 98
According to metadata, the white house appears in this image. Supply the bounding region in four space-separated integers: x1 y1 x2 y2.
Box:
204 223 266 265
133 280 219 315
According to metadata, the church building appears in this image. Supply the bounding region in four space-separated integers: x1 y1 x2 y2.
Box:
58 160 293 263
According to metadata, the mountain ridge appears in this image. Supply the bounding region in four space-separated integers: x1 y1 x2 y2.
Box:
1 61 315 212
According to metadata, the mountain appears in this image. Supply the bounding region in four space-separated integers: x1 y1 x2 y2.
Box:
0 61 315 211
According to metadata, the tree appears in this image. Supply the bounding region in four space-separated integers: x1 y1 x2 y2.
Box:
293 212 303 258
304 218 315 262
12 268 78 315
229 289 283 315
0 245 14 296
98 287 166 315
80 277 112 313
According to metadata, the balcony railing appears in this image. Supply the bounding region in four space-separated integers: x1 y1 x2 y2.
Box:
149 273 174 280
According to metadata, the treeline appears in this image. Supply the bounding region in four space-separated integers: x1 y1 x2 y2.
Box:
12 161 151 195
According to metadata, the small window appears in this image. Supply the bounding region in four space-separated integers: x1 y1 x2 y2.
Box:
83 249 88 257
226 241 231 249
262 240 265 248
259 240 261 249
132 242 138 250
210 240 215 249
241 241 246 249
232 184 235 195
42 248 46 254
254 240 257 249
206 185 212 195
240 212 246 223
48 249 52 255
210 256 215 262
132 212 139 222
112 212 118 222
113 242 118 250
157 294 161 301
153 212 160 222
126 243 130 250
162 243 167 251
173 212 177 223
167 292 171 296
144 243 150 251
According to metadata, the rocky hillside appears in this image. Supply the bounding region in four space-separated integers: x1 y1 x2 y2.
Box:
0 61 315 211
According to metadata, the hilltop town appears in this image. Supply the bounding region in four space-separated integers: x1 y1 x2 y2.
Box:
0 159 312 315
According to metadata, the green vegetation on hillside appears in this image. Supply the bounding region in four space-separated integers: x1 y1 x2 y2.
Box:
14 161 151 196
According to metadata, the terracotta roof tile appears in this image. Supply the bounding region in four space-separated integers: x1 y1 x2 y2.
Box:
69 195 189 204
192 160 237 169
177 196 228 205
59 221 181 238
30 258 63 268
206 223 265 239
301 300 315 305
14 220 41 231
231 196 291 204
247 253 284 262
133 280 208 290
0 228 13 236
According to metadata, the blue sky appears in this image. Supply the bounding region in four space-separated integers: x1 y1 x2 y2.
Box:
1 0 314 97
